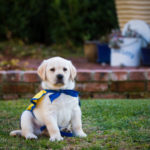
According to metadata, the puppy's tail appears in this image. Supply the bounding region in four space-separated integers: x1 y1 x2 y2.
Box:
10 130 22 137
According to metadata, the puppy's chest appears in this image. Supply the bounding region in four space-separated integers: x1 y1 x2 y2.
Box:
53 95 78 127
57 106 72 128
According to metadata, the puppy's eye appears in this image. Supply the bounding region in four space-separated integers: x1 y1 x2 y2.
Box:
63 67 67 71
50 68 55 72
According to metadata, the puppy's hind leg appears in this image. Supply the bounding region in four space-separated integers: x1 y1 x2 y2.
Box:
10 130 22 137
21 111 38 139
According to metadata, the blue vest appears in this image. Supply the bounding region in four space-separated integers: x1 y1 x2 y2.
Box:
26 89 80 137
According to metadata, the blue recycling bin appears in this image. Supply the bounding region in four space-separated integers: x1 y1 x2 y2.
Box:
141 47 150 66
97 43 110 64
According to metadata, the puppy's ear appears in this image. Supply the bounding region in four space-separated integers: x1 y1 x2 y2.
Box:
37 60 47 80
69 61 77 81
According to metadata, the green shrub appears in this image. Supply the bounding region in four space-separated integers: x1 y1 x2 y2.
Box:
0 0 118 45
0 0 47 42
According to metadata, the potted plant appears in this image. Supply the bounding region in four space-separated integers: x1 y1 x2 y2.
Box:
141 44 150 66
84 40 99 62
109 28 142 67
97 35 110 64
83 33 99 62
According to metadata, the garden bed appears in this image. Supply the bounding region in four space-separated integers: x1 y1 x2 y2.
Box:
0 56 150 70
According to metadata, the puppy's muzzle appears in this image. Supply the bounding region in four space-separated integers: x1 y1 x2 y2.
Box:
56 74 64 85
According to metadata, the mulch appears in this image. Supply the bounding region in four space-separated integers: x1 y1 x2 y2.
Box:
0 56 149 71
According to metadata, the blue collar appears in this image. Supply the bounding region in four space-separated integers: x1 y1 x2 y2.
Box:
45 89 79 103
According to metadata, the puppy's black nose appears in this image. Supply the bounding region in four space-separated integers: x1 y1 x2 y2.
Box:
57 74 63 80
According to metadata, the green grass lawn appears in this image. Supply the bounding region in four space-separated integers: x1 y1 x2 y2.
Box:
0 99 150 150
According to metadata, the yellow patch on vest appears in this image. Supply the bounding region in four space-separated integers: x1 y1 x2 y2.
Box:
26 90 47 111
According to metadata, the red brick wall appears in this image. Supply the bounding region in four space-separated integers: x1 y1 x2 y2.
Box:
0 69 150 100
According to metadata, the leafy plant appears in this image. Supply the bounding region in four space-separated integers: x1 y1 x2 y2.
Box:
109 27 141 49
124 26 141 38
109 29 123 49
0 59 19 70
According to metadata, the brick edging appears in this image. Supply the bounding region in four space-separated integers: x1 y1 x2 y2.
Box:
0 69 150 99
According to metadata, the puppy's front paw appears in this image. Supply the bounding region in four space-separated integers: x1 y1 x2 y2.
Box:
25 133 38 139
75 131 87 138
50 135 63 142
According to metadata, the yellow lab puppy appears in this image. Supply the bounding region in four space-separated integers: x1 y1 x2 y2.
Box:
10 57 87 141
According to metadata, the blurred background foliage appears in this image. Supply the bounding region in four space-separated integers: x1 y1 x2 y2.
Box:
0 0 118 68
0 0 118 45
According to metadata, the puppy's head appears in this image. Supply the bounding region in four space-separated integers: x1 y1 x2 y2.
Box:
37 57 77 90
